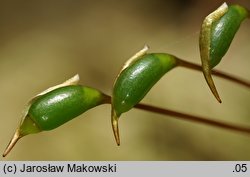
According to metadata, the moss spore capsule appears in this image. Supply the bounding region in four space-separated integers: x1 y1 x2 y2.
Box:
199 3 248 102
210 5 249 68
29 85 105 130
112 47 177 145
3 75 108 157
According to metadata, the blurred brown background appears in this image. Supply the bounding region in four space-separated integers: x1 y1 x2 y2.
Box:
0 0 249 160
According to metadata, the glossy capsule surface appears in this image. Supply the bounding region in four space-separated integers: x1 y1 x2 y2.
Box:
113 53 177 117
28 85 106 130
3 75 109 157
210 5 248 68
199 3 248 102
111 52 177 145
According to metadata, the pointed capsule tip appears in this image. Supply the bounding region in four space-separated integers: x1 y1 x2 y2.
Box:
112 119 120 146
208 82 222 103
202 66 222 103
111 109 121 146
210 82 222 103
2 129 22 157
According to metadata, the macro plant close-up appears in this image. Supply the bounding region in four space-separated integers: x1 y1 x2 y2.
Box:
0 0 249 160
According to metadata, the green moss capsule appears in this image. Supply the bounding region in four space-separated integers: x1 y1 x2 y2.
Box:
199 3 249 102
28 85 105 131
3 75 108 157
111 46 178 145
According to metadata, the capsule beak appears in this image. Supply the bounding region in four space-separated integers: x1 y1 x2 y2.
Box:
111 108 120 146
3 129 22 157
202 63 222 103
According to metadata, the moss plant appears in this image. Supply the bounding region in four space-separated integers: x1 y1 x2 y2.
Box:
3 2 250 157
